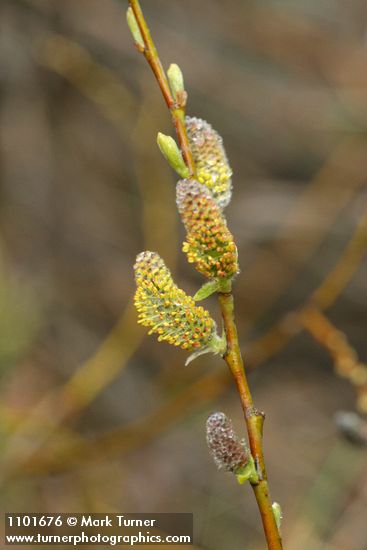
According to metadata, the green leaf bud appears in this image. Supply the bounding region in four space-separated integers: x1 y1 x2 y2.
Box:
167 63 185 101
157 132 190 178
126 7 144 50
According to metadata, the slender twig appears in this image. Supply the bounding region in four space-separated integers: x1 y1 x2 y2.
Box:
127 3 282 549
218 283 283 550
129 0 196 176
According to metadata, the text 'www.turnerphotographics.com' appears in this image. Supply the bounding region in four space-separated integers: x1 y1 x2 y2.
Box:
4 513 193 546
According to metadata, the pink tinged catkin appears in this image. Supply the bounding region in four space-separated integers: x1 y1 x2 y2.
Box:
176 179 239 280
185 116 232 209
206 412 249 473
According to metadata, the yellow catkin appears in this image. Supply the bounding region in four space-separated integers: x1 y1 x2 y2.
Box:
185 116 232 209
176 180 239 279
134 251 216 350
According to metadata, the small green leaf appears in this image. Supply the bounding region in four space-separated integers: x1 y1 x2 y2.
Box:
185 332 226 366
272 502 282 531
236 455 259 485
194 278 232 301
193 280 221 301
185 346 212 366
167 63 185 100
126 7 144 50
157 132 190 178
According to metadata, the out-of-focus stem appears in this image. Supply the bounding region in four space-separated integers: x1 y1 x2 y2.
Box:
218 283 283 550
128 0 196 177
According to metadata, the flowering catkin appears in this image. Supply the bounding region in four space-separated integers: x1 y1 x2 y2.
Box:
206 412 249 472
176 179 238 280
134 251 216 350
185 116 232 209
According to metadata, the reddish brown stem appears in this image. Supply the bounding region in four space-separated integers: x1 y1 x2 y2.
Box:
218 288 283 550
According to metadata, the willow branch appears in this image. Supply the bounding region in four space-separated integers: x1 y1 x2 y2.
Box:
127 3 282 548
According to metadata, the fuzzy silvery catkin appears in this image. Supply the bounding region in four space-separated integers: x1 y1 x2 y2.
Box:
176 179 239 280
185 116 232 209
206 412 249 473
134 251 217 350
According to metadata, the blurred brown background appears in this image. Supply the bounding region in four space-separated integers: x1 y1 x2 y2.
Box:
1 0 367 548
